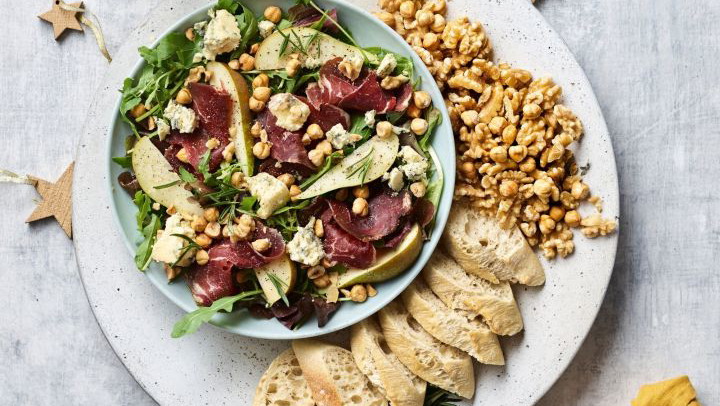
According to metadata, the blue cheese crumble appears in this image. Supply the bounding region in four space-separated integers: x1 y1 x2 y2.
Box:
326 124 362 150
268 93 311 132
286 217 325 266
364 110 376 128
246 172 290 219
156 118 171 140
376 53 397 78
202 9 241 61
164 100 198 133
383 167 405 192
258 20 276 38
151 214 196 266
398 146 429 181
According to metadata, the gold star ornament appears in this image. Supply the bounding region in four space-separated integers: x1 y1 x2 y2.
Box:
38 0 84 40
26 163 74 238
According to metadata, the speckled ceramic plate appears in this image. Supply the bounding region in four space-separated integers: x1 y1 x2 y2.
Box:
73 0 618 405
101 0 454 340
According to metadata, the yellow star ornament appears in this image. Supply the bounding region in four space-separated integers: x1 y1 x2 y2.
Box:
38 0 84 40
26 163 74 238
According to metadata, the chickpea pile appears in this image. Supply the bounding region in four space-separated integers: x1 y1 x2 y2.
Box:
376 0 616 258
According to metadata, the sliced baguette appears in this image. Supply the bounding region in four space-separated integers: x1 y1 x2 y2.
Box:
402 278 505 365
292 339 387 406
423 250 523 336
351 317 427 406
378 300 475 399
252 348 314 406
442 200 545 286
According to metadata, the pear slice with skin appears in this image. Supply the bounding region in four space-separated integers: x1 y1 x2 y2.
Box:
255 27 377 70
338 224 423 288
255 253 297 305
206 61 254 176
298 134 399 200
131 136 204 219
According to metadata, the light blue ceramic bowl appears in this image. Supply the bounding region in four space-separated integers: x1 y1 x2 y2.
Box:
107 0 455 339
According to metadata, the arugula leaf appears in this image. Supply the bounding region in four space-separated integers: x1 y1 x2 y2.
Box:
215 0 239 13
178 167 197 183
424 147 444 210
243 69 318 94
171 289 264 338
424 385 462 406
232 4 259 58
363 47 415 79
197 150 213 180
120 31 201 135
132 191 163 270
418 107 442 151
112 156 132 168
134 214 161 270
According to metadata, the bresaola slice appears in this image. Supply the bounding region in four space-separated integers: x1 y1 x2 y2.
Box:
321 209 376 268
186 222 285 306
327 191 413 241
165 83 233 174
300 95 351 132
394 82 414 112
338 70 396 113
186 262 238 307
258 111 316 169
314 58 411 113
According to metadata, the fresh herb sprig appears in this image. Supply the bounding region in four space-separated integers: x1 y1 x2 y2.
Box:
299 151 343 189
171 289 264 338
267 273 290 306
295 0 359 47
344 147 374 185
169 234 202 268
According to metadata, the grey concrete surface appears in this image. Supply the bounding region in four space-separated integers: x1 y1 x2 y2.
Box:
0 0 717 405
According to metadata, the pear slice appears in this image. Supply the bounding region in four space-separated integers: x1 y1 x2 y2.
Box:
298 134 399 200
131 136 204 219
338 224 423 288
255 27 377 71
255 253 297 305
206 61 254 176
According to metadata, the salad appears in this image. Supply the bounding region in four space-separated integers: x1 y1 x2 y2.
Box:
114 0 443 337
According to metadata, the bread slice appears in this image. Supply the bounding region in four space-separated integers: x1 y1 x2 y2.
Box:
378 300 475 399
351 317 427 406
442 200 545 286
292 339 387 406
402 278 505 365
252 348 314 406
423 250 523 336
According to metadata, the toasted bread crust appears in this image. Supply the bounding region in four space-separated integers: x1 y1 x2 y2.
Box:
442 201 545 286
403 279 505 365
423 251 524 336
378 300 475 399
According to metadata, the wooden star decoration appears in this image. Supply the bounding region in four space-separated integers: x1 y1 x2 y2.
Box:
38 0 84 40
26 163 74 238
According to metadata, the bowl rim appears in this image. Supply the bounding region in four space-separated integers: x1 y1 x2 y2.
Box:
103 0 456 339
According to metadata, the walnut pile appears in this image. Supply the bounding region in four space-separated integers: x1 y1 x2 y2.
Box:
375 0 617 258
